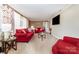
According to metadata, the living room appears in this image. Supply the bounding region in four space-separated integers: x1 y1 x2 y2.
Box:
0 4 79 54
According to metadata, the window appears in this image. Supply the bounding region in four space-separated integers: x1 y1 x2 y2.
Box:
14 11 21 29
43 22 49 28
20 16 26 28
0 4 29 33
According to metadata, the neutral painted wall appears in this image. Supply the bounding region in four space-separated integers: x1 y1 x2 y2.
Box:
29 21 43 28
50 5 79 39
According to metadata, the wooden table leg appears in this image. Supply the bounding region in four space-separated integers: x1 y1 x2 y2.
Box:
1 40 17 54
5 41 12 54
2 41 10 54
38 33 40 38
11 40 17 50
2 41 5 53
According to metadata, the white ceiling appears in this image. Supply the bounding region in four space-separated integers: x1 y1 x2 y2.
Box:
10 4 66 21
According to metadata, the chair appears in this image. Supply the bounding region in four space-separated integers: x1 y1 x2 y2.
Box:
35 27 45 33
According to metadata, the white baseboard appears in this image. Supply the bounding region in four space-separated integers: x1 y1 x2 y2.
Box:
51 33 61 39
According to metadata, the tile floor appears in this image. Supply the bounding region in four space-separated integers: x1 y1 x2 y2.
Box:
8 33 58 54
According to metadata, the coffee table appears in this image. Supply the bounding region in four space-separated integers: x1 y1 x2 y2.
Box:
38 32 46 41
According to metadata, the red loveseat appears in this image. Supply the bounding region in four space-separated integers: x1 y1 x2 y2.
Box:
15 29 34 42
35 27 45 33
52 36 79 54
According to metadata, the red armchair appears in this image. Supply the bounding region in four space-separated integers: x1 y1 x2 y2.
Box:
15 29 34 42
35 27 45 33
52 36 79 54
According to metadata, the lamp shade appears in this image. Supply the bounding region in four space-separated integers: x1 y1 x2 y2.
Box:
31 26 35 30
1 24 11 32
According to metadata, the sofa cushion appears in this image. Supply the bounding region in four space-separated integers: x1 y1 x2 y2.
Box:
76 43 79 47
63 36 79 46
27 32 33 37
16 29 23 33
57 40 77 54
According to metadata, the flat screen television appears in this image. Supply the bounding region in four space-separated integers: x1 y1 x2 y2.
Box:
52 15 60 25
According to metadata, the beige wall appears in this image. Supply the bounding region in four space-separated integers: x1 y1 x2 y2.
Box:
50 5 79 39
29 21 43 28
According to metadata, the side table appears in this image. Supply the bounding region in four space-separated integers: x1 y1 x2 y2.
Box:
1 39 17 54
0 33 17 54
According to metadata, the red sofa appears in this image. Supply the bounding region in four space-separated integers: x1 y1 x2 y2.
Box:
15 29 34 42
52 36 79 54
35 27 45 33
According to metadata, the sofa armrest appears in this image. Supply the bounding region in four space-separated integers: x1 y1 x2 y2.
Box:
52 45 58 54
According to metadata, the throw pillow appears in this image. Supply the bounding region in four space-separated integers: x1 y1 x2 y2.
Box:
22 30 26 34
28 28 33 32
